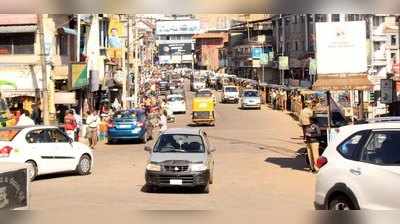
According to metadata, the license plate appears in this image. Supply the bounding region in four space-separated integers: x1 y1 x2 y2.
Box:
118 125 130 128
169 179 182 185
131 129 139 134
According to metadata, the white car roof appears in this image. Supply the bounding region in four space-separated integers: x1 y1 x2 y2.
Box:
339 122 400 133
167 94 184 98
198 88 212 92
331 122 400 146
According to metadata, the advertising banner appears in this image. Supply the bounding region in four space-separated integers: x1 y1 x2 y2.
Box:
159 43 192 56
156 20 200 35
316 21 367 74
107 16 124 60
0 66 42 93
69 63 88 90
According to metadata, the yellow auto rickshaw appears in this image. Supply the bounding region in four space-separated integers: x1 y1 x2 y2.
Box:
192 96 215 126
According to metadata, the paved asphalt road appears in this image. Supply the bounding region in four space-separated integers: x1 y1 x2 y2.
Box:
30 85 315 211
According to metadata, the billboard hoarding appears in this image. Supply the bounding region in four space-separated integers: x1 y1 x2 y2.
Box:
159 43 192 56
156 20 200 35
316 21 367 74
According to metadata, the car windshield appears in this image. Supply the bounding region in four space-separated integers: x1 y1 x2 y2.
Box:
154 134 205 153
196 91 212 97
113 111 138 122
244 91 259 97
168 96 184 102
225 87 237 92
0 128 21 141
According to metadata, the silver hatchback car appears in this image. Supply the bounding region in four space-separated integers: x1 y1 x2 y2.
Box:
144 128 215 193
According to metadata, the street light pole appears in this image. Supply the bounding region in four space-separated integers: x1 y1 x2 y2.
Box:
133 15 140 108
38 14 49 125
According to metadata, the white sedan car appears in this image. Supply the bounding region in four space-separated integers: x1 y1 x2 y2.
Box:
0 126 93 181
167 94 186 114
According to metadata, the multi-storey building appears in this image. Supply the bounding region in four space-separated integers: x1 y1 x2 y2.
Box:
155 15 200 68
272 14 399 89
218 16 276 83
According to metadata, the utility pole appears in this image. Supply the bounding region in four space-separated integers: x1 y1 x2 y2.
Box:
133 15 140 108
38 14 49 125
126 14 132 109
76 14 81 62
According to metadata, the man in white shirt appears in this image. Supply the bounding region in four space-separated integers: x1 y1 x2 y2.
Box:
86 111 100 149
16 110 35 126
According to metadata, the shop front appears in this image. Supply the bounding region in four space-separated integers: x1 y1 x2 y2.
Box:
0 65 43 123
313 74 374 121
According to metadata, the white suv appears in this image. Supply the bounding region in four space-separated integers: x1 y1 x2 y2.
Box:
315 120 400 210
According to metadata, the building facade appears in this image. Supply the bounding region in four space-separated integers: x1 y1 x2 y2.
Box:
193 32 228 71
155 15 200 68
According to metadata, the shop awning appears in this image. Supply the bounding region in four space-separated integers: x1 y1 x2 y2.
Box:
313 74 374 91
0 25 37 33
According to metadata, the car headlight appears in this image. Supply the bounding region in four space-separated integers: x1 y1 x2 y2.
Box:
146 163 161 171
190 163 208 171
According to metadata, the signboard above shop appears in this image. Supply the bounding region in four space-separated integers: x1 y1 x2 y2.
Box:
156 20 200 35
279 56 289 70
69 63 88 90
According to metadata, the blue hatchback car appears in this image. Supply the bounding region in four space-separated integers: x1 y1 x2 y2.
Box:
107 109 154 144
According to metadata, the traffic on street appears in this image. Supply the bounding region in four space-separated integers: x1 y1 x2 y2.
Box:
0 13 399 213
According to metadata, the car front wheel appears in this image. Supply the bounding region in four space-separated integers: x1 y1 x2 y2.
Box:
328 195 354 210
76 155 92 175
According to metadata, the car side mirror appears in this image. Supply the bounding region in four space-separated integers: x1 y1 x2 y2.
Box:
144 146 152 152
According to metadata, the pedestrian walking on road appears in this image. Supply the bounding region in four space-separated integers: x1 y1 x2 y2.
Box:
271 90 277 110
71 109 82 141
299 102 314 140
159 110 168 133
99 117 108 142
305 117 321 172
86 110 100 149
64 110 77 140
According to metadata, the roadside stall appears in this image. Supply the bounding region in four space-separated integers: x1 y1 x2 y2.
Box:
313 74 374 122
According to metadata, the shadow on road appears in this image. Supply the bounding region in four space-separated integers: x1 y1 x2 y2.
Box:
34 172 80 181
186 123 214 127
106 139 145 145
264 147 311 172
140 185 208 195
